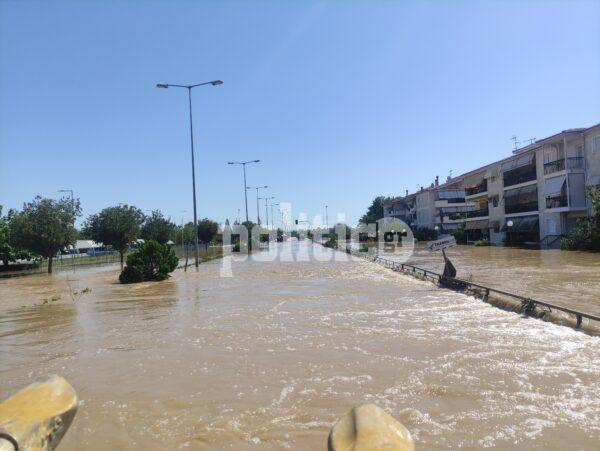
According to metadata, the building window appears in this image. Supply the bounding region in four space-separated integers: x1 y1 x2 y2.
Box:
594 135 600 153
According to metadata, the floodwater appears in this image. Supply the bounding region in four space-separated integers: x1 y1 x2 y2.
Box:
0 242 599 450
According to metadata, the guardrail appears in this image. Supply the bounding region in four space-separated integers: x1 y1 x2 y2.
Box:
335 243 600 332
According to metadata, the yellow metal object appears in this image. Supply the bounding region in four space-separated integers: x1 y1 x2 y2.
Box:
329 403 414 451
0 375 77 451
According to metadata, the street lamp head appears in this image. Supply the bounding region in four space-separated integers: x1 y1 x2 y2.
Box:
507 220 514 227
211 80 223 86
228 162 235 165
156 83 169 89
254 160 260 163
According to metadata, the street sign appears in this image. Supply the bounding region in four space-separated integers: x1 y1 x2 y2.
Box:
427 236 456 252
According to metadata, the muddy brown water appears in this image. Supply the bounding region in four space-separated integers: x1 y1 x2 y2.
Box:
0 242 599 449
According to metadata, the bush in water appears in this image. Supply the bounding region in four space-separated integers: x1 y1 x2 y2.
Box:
119 240 178 284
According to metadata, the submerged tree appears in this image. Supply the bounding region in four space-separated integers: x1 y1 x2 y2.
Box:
10 196 81 273
119 240 178 284
562 186 600 251
84 205 145 269
141 210 176 244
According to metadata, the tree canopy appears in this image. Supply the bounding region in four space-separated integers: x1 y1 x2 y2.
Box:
197 218 219 244
84 205 145 268
119 240 178 284
359 196 391 224
141 210 176 244
10 196 81 273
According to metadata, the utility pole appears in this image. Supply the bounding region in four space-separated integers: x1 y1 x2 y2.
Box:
228 160 260 223
157 79 223 267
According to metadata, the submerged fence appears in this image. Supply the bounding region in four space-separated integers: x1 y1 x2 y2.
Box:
332 242 600 335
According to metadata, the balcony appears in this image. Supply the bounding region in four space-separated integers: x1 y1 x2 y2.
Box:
546 195 567 209
503 166 537 187
544 159 565 175
567 157 584 170
466 207 489 218
505 201 538 215
465 180 488 197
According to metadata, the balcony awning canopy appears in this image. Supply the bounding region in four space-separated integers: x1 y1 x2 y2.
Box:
464 171 485 188
440 205 476 213
500 152 535 172
440 223 461 231
501 215 539 233
544 175 566 197
504 183 537 199
437 189 466 199
465 219 489 230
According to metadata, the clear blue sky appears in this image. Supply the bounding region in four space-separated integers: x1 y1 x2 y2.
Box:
1 0 599 227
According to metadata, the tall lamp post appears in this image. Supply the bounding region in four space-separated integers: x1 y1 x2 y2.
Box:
264 196 275 229
247 186 268 224
271 203 280 230
157 79 223 268
228 160 260 223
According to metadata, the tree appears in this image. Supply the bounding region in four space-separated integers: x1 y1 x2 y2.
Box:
360 196 391 224
84 205 145 269
119 240 178 284
197 218 219 244
561 186 600 251
10 196 81 273
0 206 19 267
141 210 176 244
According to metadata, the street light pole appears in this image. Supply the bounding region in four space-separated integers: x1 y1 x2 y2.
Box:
325 205 328 229
157 79 223 268
265 196 275 229
228 160 260 223
247 185 268 224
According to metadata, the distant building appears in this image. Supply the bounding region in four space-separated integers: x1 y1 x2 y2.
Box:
386 122 600 247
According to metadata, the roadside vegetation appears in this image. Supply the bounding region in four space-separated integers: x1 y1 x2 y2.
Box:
0 196 224 279
561 186 600 251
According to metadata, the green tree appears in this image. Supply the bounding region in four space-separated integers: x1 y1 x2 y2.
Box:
561 186 600 251
197 218 219 244
360 196 391 224
84 205 145 269
0 206 20 267
10 196 81 273
141 210 176 244
119 240 178 284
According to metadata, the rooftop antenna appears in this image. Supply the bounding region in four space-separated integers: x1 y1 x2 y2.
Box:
524 137 536 145
511 136 518 151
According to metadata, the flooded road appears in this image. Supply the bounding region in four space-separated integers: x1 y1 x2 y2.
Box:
1 242 599 449
403 244 600 316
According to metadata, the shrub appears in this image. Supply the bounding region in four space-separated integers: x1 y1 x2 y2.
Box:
473 239 491 246
561 218 600 251
119 240 178 284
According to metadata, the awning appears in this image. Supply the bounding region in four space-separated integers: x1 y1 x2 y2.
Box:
437 189 466 199
500 215 539 233
500 152 535 172
464 171 485 188
504 183 537 199
465 219 489 230
544 175 566 197
440 223 462 231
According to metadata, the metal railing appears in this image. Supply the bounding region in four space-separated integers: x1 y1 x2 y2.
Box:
546 195 567 209
465 207 489 218
465 181 487 196
333 243 600 332
544 159 565 174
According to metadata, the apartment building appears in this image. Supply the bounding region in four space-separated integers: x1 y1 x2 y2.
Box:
385 123 600 247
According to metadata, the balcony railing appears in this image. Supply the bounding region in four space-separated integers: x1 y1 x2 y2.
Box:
567 157 584 170
445 197 466 204
546 195 568 209
503 166 537 188
465 181 488 197
544 159 565 175
445 212 467 221
466 207 489 218
505 201 538 214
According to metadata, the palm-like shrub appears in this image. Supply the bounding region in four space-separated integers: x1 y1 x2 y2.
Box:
119 240 178 284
